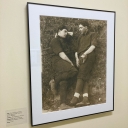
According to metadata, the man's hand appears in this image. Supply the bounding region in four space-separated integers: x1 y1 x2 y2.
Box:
70 62 74 66
68 32 73 36
55 33 57 38
79 54 87 64
76 58 79 67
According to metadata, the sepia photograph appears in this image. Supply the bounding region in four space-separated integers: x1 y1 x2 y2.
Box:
27 3 115 125
40 16 107 112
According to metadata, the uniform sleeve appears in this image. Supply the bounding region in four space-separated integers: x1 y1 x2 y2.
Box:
50 38 63 55
91 33 98 47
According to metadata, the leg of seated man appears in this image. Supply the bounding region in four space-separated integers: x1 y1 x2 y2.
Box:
59 80 73 110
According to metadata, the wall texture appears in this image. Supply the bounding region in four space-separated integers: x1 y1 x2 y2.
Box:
0 0 128 128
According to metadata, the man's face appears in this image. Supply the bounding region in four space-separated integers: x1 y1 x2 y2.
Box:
58 29 68 38
79 24 88 34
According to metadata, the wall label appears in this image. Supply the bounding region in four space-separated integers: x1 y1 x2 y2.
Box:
6 108 27 126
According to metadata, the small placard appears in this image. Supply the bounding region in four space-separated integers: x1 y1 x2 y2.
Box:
6 108 27 126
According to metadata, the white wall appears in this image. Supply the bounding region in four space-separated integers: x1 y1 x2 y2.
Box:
0 0 128 128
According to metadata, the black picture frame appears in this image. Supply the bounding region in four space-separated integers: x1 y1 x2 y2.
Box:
27 2 115 126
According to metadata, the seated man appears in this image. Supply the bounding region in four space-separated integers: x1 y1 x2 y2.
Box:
70 21 97 107
49 26 78 110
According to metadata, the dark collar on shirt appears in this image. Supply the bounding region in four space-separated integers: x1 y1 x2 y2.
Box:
57 36 66 43
57 35 67 41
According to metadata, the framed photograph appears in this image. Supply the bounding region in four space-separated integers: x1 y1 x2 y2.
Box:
27 2 115 126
